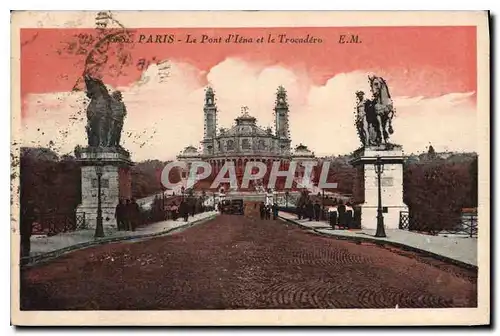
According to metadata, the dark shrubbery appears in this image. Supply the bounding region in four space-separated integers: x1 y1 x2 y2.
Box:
131 160 170 199
19 147 478 235
20 148 81 214
403 158 477 233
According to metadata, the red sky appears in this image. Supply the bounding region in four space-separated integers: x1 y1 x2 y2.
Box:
21 26 476 117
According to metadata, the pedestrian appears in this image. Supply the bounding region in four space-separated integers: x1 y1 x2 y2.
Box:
337 200 346 229
314 201 321 221
164 204 171 220
115 199 125 230
272 203 278 220
124 199 132 230
180 201 189 222
306 201 314 221
130 198 140 231
190 200 196 217
259 202 265 220
171 202 179 221
297 203 302 220
20 200 36 262
265 204 271 220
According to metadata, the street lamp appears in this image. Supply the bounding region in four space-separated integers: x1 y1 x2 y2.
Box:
162 186 166 210
285 191 289 208
94 164 104 238
321 188 325 220
374 156 387 238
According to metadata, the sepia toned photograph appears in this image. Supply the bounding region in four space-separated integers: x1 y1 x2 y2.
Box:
10 10 490 326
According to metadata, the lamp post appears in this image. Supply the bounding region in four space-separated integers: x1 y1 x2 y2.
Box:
321 188 325 220
285 191 289 209
374 156 387 238
162 187 166 210
94 164 104 238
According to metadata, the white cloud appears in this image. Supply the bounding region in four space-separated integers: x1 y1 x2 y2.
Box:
20 59 477 161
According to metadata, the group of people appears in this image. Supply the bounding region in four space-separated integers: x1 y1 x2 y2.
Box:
259 202 279 220
114 198 141 231
327 201 355 229
295 199 355 229
296 200 323 221
164 200 200 222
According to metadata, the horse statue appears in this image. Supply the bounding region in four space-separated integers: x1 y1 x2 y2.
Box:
84 74 112 147
368 75 395 145
84 74 126 148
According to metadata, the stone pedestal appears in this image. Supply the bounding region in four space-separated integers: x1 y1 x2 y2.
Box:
350 144 408 230
75 147 133 230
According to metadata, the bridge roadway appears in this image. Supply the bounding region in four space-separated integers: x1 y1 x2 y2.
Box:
20 214 477 310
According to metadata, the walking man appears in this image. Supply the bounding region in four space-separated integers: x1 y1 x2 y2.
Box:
337 200 347 229
180 200 189 222
171 202 179 221
297 203 303 220
306 201 314 221
259 202 265 220
272 203 278 220
115 199 125 230
131 198 141 231
314 201 321 221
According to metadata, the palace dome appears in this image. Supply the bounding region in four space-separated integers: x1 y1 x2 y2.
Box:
221 110 269 137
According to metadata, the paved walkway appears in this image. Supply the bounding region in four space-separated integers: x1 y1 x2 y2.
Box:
29 211 218 257
279 211 477 267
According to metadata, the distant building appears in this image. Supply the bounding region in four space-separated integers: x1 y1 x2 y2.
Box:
177 86 316 191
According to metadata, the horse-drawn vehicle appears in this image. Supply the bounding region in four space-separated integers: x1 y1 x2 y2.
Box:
221 199 244 215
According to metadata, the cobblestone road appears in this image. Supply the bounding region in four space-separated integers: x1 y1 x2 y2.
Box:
20 215 477 310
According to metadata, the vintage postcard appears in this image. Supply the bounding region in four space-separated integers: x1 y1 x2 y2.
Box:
11 11 490 326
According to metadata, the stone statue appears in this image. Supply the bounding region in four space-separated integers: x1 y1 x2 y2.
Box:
84 74 126 148
355 91 378 146
108 90 127 147
85 74 110 147
354 75 395 147
368 75 394 145
355 91 369 145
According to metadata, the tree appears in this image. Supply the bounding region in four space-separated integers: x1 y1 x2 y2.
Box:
468 155 478 208
428 145 436 156
403 158 476 233
20 147 81 214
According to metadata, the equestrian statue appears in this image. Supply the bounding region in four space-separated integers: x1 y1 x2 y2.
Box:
84 74 127 148
355 75 395 147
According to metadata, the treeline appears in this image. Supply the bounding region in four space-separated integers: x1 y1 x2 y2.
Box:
18 148 179 214
18 147 478 230
131 159 169 199
403 155 478 232
19 148 81 214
